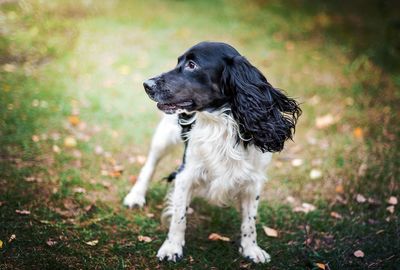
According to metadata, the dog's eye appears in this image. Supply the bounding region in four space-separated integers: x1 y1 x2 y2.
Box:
185 60 197 70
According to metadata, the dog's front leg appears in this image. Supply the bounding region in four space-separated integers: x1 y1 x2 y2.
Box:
239 187 271 264
157 170 192 262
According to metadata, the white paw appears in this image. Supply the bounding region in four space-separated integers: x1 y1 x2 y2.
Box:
240 245 271 264
123 191 146 208
157 239 183 262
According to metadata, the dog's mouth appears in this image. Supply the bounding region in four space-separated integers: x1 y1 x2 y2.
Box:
157 100 194 114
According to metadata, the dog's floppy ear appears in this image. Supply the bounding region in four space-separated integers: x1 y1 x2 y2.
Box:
221 55 301 152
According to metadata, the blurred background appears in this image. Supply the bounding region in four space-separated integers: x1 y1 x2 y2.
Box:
0 0 399 269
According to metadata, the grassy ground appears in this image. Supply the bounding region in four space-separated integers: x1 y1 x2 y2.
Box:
0 0 399 269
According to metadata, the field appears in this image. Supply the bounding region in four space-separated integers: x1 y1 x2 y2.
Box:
0 1 399 269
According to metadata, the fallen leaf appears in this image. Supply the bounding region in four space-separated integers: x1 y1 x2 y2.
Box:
356 194 366 203
208 233 230 242
310 169 322 179
15 209 31 215
68 115 80 126
263 226 278 237
73 187 86 194
286 196 296 204
187 207 194 214
335 184 344 193
189 255 194 263
0 240 3 249
358 163 367 176
137 235 152 243
315 114 336 129
330 211 343 219
109 170 121 178
94 145 104 155
353 127 363 139
294 203 317 213
3 63 16 72
354 250 364 258
316 262 326 269
387 196 398 205
146 213 155 218
52 145 61 153
136 155 147 165
291 158 303 167
85 239 99 246
113 164 124 173
25 176 36 182
285 41 295 51
46 239 57 247
386 205 395 214
64 136 77 148
8 234 16 243
129 175 138 184
32 135 40 142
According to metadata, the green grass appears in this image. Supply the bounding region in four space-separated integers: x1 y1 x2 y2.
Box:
0 0 399 269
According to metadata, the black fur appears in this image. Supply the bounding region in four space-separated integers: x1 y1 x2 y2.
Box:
144 41 301 153
221 55 301 152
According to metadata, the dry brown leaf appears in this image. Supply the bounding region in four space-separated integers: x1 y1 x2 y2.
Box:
316 262 326 269
335 185 344 193
85 239 99 246
315 114 336 129
8 234 16 243
94 145 104 155
356 194 366 203
136 155 147 165
52 145 61 153
25 176 36 182
113 165 124 173
353 127 363 139
32 135 40 142
73 187 86 194
387 196 398 205
354 250 364 258
310 169 322 179
330 211 343 219
129 175 138 184
386 205 395 214
137 235 152 243
46 239 57 247
68 115 80 126
64 136 77 148
109 170 121 178
263 226 278 237
146 213 155 218
208 233 230 242
15 209 31 215
291 158 303 167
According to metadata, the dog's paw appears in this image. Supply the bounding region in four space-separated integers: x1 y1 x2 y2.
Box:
240 245 271 264
157 240 183 262
123 191 145 208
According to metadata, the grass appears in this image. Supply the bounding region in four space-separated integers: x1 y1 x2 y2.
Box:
0 0 399 269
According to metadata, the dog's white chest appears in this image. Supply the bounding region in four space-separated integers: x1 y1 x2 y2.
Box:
185 112 272 205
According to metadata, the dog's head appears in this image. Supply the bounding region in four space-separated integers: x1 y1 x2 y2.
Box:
144 41 301 152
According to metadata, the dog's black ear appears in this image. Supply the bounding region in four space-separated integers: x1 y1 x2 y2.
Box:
221 56 301 152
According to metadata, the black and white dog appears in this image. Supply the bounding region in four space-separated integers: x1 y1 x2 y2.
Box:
123 42 301 263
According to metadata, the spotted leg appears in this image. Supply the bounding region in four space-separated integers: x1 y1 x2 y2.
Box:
239 185 271 263
157 169 192 262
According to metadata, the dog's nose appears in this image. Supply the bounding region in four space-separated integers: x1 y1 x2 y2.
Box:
143 79 156 95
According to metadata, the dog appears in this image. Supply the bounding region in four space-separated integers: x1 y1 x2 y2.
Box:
123 41 301 263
